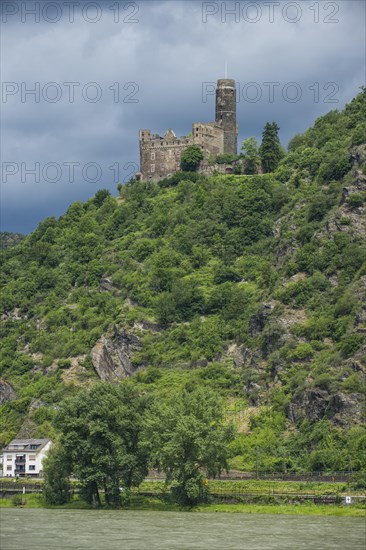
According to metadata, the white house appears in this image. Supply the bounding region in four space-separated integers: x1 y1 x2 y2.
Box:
3 439 52 478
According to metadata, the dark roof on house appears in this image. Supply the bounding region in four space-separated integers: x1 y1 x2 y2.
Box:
4 439 51 453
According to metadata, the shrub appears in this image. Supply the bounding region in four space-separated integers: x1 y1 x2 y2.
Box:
290 343 314 361
11 495 25 506
347 193 365 208
340 334 363 357
312 373 333 391
343 373 362 392
58 359 71 369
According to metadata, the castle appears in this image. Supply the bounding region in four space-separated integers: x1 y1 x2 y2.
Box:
137 78 238 181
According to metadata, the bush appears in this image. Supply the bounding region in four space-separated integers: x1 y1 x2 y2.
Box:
340 334 363 357
318 153 351 182
347 193 365 208
290 343 314 361
58 359 71 369
312 373 333 391
343 373 362 392
11 494 25 506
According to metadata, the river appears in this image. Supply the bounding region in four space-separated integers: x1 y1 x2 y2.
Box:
1 509 365 549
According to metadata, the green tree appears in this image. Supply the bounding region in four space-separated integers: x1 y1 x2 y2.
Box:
146 387 234 505
53 383 150 507
93 189 111 207
241 137 260 174
216 153 238 165
259 122 284 173
43 443 72 505
180 145 204 172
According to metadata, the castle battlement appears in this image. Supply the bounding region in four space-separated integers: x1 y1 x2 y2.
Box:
138 79 237 181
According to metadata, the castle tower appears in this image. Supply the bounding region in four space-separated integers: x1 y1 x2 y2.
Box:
215 78 237 155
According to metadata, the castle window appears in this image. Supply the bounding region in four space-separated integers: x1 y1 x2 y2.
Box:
151 164 155 173
160 164 165 170
151 152 155 160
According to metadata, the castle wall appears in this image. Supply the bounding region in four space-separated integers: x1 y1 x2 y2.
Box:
140 129 192 180
192 123 224 159
138 78 238 181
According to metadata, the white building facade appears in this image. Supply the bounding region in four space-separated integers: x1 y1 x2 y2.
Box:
3 439 52 478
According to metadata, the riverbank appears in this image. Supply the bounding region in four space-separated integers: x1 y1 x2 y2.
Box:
0 494 364 516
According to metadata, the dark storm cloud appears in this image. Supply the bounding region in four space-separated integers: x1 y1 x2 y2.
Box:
1 0 365 232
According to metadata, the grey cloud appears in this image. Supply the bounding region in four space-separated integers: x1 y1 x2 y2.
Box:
1 0 365 232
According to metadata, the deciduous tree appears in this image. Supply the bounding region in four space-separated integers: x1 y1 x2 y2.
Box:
146 386 234 505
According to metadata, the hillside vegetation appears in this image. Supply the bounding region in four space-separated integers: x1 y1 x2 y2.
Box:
1 89 366 475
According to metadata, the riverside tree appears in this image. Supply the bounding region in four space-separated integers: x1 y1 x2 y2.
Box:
46 383 150 508
259 122 284 173
146 386 235 505
43 443 72 505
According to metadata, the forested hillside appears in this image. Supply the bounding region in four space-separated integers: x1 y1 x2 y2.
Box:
1 89 366 474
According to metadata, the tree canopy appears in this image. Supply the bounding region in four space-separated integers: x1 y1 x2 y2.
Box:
146 386 234 505
180 145 204 172
259 122 284 173
48 383 150 507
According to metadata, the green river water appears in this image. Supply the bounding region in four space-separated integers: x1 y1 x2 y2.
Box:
1 509 365 549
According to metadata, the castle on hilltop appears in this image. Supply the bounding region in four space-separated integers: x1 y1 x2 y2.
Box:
137 78 238 181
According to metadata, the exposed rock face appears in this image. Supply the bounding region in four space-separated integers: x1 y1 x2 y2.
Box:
0 379 16 405
248 304 272 336
226 343 261 369
288 389 363 427
288 389 330 423
60 356 89 386
99 276 113 293
328 392 364 427
91 326 142 382
350 144 366 167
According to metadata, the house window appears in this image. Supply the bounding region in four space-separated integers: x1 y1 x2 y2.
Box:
7 466 12 471
29 465 36 471
150 164 155 173
7 456 12 461
29 455 36 461
151 152 155 160
30 445 39 450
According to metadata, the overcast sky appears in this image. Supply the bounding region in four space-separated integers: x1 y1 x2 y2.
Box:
1 0 365 233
